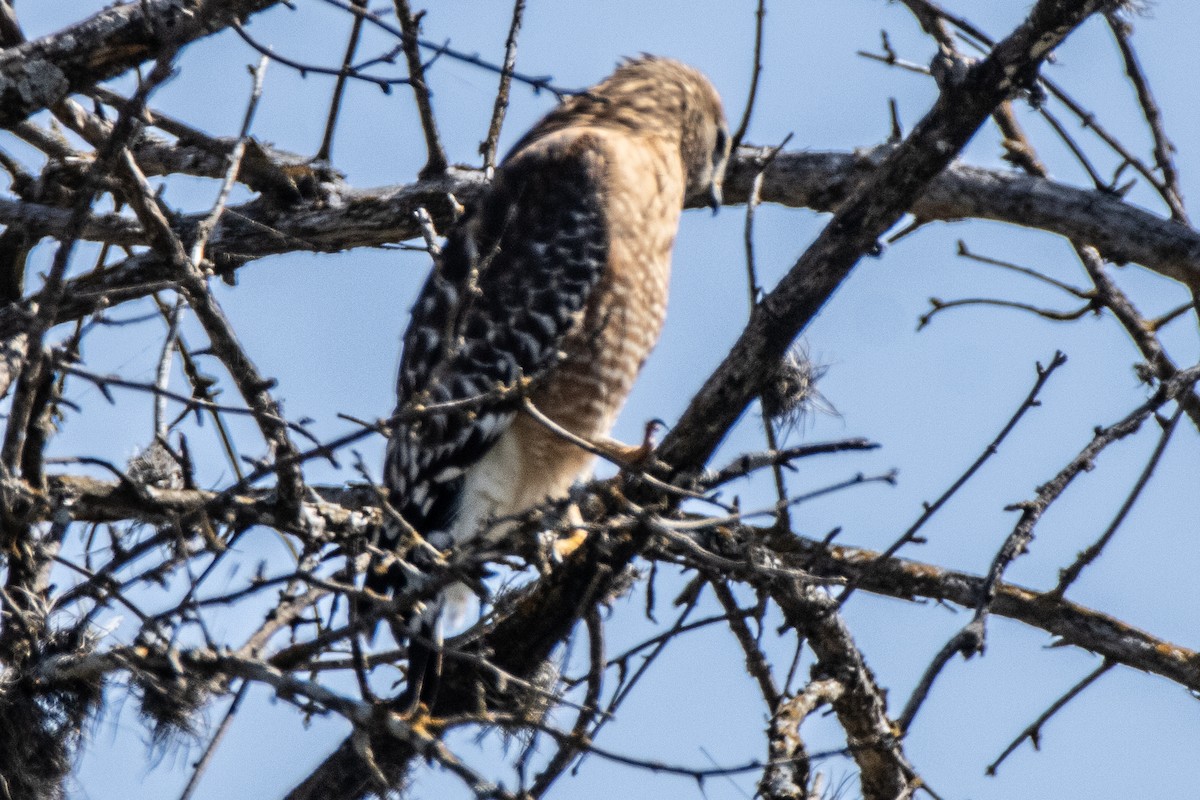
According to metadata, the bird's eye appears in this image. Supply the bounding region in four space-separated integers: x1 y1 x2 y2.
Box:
714 128 729 162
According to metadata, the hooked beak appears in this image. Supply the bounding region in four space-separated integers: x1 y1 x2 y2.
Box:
707 183 722 215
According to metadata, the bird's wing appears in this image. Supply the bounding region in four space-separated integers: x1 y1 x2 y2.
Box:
383 133 612 540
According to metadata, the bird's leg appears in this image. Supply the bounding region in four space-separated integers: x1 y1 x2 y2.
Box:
396 602 445 716
549 419 666 563
593 417 665 468
551 503 588 562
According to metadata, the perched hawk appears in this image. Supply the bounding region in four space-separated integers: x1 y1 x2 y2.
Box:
372 56 729 703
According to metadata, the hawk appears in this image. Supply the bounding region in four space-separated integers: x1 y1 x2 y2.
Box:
371 56 729 704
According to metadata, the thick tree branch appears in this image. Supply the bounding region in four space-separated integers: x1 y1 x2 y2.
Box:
738 527 1200 692
0 0 286 128
285 2 1125 794
28 469 1200 697
734 149 1200 288
760 679 844 800
40 474 377 541
768 580 917 800
3 147 1196 345
6 148 1198 280
18 451 1199 799
657 0 1127 475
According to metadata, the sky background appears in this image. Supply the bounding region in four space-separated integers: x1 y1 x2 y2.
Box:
9 1 1200 798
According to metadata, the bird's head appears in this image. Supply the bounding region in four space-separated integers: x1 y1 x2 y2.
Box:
673 65 730 214
683 109 730 214
605 56 730 213
532 56 730 213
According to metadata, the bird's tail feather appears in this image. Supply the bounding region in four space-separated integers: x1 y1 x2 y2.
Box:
360 550 448 710
398 609 443 712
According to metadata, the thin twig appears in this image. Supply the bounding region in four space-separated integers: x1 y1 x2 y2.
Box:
836 352 1066 608
711 578 780 707
317 0 368 162
976 364 1200 627
189 55 270 268
1104 11 1186 223
731 0 767 149
919 296 1093 328
1050 403 1183 598
480 0 525 174
743 134 795 531
955 240 1092 298
701 438 879 489
59 362 307 434
527 607 604 797
1 51 180 474
986 660 1114 776
316 0 569 97
582 609 756 682
393 0 449 177
231 20 411 92
581 584 703 757
152 295 186 439
858 48 931 76
178 681 249 800
1037 107 1108 191
896 621 983 733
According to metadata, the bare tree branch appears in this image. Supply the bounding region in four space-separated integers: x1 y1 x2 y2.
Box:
3 1 1196 798
0 0 286 128
3 148 1198 351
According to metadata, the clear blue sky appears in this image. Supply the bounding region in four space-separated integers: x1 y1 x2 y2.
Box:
12 1 1200 798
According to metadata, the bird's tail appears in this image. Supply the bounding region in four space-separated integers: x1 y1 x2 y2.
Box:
359 554 445 711
398 610 444 712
